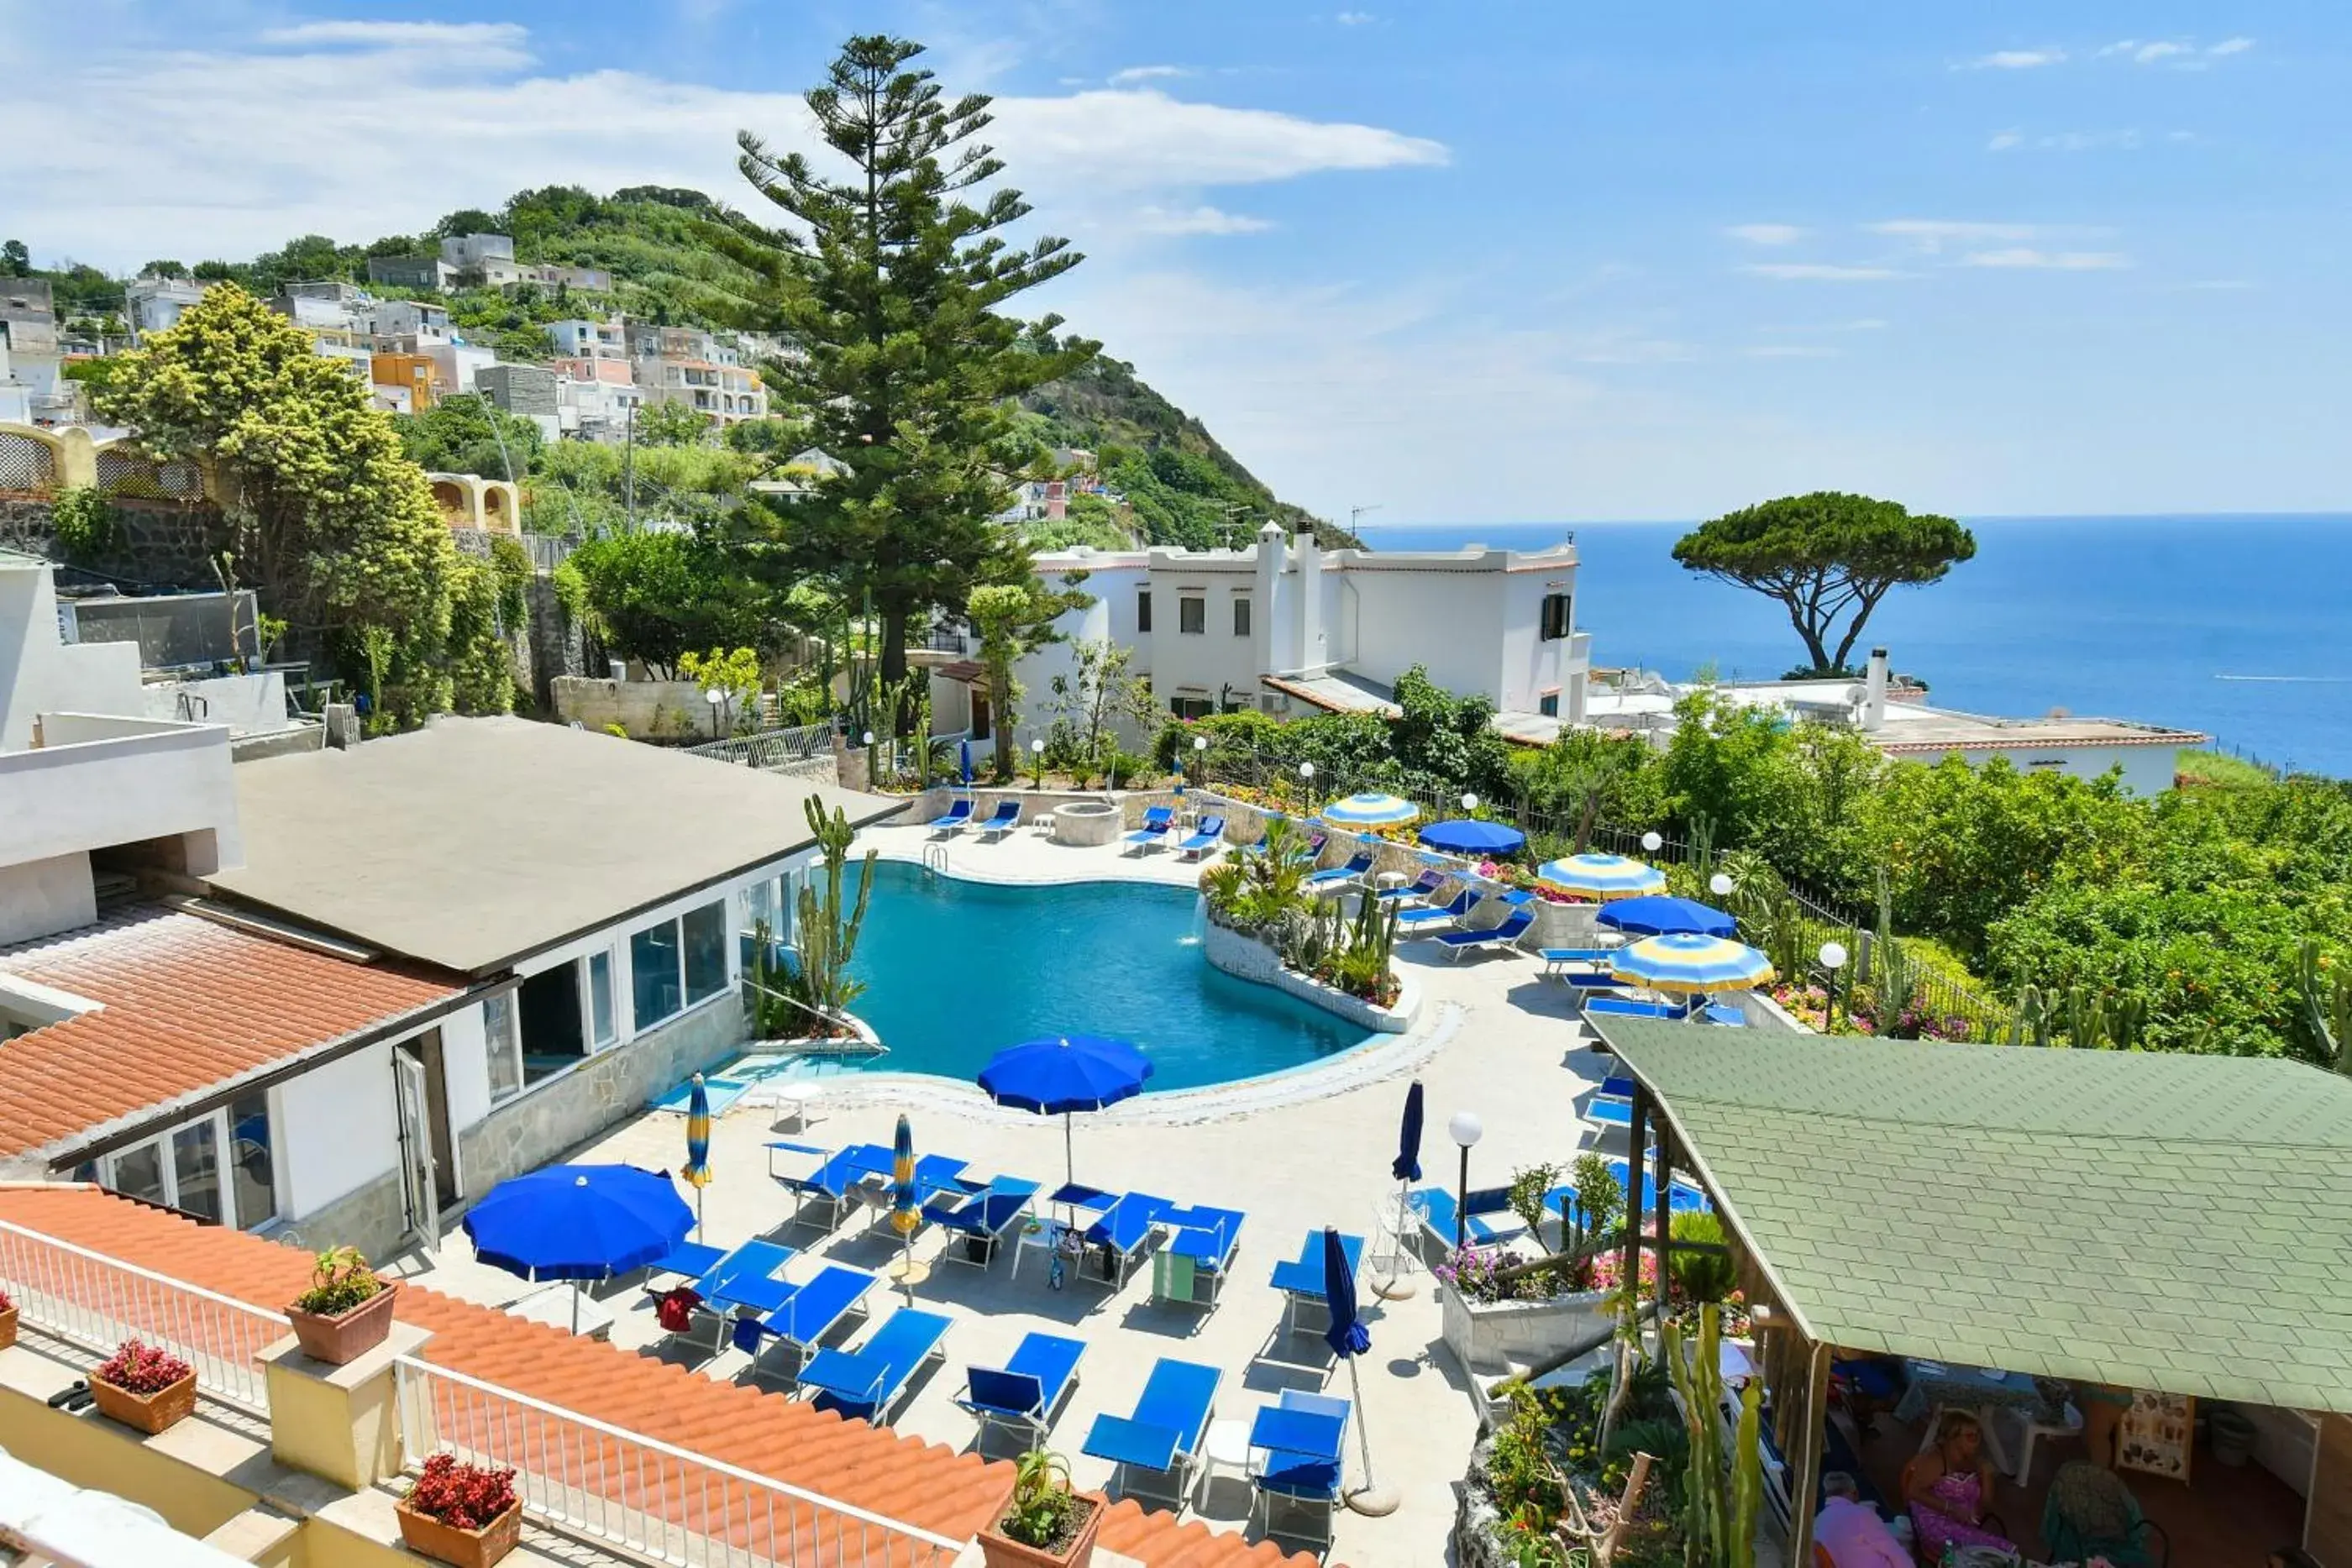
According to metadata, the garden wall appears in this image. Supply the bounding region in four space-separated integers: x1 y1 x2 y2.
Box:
0 496 221 588
1200 918 1419 1033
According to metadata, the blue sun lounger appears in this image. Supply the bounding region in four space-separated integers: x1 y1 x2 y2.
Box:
1123 805 1176 852
644 1238 726 1285
1544 1162 1709 1225
927 798 974 835
923 1177 1041 1266
1436 910 1534 960
749 1264 878 1385
696 1239 801 1315
1413 1185 1526 1252
1583 994 1693 1022
1305 851 1374 894
1270 1231 1365 1337
1539 947 1619 975
975 800 1022 839
1175 815 1226 861
1289 831 1328 865
1083 1358 1222 1510
796 1307 953 1424
1251 1391 1350 1551
1083 1192 1175 1286
778 1141 892 1229
856 1153 972 1235
1153 1204 1245 1308
1377 868 1448 905
958 1332 1087 1450
1395 889 1478 933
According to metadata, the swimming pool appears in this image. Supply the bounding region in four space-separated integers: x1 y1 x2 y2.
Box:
816 861 1368 1092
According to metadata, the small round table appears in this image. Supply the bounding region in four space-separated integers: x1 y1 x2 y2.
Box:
1200 1417 1255 1502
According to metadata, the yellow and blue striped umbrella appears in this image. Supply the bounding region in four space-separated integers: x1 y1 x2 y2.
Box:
682 1073 712 1239
890 1114 920 1237
1609 932 1776 995
1536 852 1668 900
1321 792 1420 828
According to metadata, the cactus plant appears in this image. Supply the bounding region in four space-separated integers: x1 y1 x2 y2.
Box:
2295 938 2352 1074
790 797 875 1026
2007 984 2050 1048
1660 1301 1760 1568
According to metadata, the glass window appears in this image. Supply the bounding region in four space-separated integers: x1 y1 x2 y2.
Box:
1540 593 1572 641
113 1141 166 1208
484 992 523 1102
1233 596 1252 637
632 920 684 1029
1179 596 1205 635
1170 696 1215 721
1136 590 1152 633
682 902 728 1004
171 1120 223 1224
1539 692 1560 718
586 950 617 1046
228 1092 277 1230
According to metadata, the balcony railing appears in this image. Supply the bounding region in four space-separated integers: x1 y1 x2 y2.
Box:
0 1218 284 1415
393 1356 964 1568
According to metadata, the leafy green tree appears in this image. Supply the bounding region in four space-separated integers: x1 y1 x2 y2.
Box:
633 400 714 447
712 34 1100 687
141 259 189 280
968 577 1089 780
1388 666 1515 803
1047 639 1158 786
394 393 543 480
564 529 779 677
89 285 502 721
1672 492 1977 676
1 240 28 276
1511 730 1668 850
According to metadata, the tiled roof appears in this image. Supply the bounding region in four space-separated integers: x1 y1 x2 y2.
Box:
1604 1021 2352 1413
0 910 459 1161
0 1187 1317 1567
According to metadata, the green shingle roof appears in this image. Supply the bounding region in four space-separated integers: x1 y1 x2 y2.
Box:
1599 1019 2352 1413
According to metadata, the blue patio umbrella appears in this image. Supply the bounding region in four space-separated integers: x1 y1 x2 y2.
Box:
1536 852 1667 901
1416 819 1527 857
889 1113 927 1290
977 1035 1154 1188
1391 1081 1425 1183
1374 1080 1425 1299
463 1164 692 1332
958 738 973 785
1596 895 1737 939
1610 932 1776 995
1320 1226 1392 1513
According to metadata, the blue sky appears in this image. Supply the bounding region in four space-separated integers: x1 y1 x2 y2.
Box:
3 0 2345 522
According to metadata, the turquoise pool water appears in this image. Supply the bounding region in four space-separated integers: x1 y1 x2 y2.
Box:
817 861 1368 1092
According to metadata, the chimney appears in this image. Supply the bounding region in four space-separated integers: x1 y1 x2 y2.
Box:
1862 648 1889 731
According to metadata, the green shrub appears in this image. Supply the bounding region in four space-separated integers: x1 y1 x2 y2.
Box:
50 486 118 562
1667 1209 1738 1303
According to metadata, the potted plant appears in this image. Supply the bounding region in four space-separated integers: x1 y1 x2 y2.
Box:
88 1340 197 1434
0 1287 16 1350
978 1449 1102 1568
286 1245 399 1364
396 1454 522 1568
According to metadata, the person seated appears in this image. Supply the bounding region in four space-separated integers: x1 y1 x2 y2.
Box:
1814 1471 1908 1567
1900 1411 2015 1560
1830 1351 1906 1434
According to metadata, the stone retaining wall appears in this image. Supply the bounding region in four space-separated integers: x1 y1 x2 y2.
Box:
1200 917 1418 1033
0 496 221 588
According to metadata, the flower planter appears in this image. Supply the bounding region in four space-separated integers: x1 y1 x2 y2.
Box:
396 1498 523 1568
89 1370 197 1435
0 1304 17 1351
977 1492 1103 1568
286 1280 399 1366
1438 1282 1614 1377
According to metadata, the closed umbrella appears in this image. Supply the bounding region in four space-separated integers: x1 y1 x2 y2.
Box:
463 1164 692 1332
977 1035 1154 1188
959 738 973 786
889 1113 927 1290
1415 819 1526 857
681 1072 713 1241
1536 852 1667 900
1373 1081 1424 1300
1321 1226 1395 1515
1596 895 1736 938
1320 792 1420 828
1610 932 1776 995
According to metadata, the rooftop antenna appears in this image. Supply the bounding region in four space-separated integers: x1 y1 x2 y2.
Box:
1349 503 1382 538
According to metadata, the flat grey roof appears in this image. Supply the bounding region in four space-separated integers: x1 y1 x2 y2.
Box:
208 716 906 975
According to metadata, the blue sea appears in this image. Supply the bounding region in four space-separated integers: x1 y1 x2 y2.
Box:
1357 516 2352 779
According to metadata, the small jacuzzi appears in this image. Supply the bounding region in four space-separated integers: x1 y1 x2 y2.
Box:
1050 800 1122 847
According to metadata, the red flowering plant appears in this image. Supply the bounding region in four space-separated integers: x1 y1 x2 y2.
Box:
94 1339 192 1395
406 1454 519 1530
0 1288 13 1312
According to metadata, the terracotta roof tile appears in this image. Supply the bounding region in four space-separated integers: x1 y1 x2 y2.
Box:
0 910 460 1161
0 1187 1315 1568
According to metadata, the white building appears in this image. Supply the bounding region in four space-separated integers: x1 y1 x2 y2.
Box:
366 298 450 344
440 232 522 284
125 275 207 338
1584 648 2208 794
555 372 642 438
938 522 1588 753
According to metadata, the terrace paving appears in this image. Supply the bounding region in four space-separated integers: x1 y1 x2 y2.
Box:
404 820 1619 1566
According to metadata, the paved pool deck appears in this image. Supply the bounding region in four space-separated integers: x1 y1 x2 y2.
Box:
400 821 1619 1567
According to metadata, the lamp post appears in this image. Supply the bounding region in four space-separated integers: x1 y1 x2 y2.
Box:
1031 736 1047 790
1298 759 1316 811
703 687 726 741
1709 871 1735 899
1192 733 1208 789
1819 940 1850 1031
1447 1110 1483 1249
1461 792 1478 815
1641 830 1662 854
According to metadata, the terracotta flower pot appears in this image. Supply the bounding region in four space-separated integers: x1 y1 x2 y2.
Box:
286 1280 399 1365
977 1492 1103 1568
89 1369 197 1435
396 1497 523 1568
0 1304 18 1351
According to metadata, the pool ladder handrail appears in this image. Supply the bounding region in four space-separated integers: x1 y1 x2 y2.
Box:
921 843 950 878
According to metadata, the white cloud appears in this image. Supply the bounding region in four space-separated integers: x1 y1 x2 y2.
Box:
1725 223 1805 246
1335 11 1376 24
2132 40 2192 64
2208 36 2255 56
1123 204 1272 236
1758 318 1887 333
1109 65 1189 86
1740 264 1909 281
1867 219 2037 253
1960 248 2131 270
1987 130 2025 152
0 26 1446 266
2101 37 2250 66
1966 48 2066 70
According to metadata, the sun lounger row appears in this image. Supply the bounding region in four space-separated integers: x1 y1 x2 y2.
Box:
927 799 1024 837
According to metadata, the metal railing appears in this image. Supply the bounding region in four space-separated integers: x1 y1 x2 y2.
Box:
391 1356 963 1568
0 1218 286 1415
682 722 835 773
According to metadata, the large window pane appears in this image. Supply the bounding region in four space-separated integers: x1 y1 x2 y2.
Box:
682 901 727 1004
172 1120 223 1224
112 1141 166 1208
229 1092 277 1230
632 920 683 1029
587 951 616 1047
484 992 522 1101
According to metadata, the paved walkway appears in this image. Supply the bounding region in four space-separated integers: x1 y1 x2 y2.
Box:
407 821 1615 1567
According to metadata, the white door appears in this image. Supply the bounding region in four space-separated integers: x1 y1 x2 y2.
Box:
392 1050 439 1257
